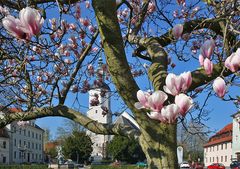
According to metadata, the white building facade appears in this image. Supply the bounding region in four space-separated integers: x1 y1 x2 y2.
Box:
204 112 240 167
0 128 10 164
86 83 112 161
232 112 240 161
0 109 44 164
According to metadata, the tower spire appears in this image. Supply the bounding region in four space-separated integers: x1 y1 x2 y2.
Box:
96 51 105 81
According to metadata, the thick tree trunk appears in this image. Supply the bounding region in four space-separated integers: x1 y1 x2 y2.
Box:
139 123 178 169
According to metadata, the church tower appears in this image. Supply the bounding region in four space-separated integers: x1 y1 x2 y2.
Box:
86 56 112 161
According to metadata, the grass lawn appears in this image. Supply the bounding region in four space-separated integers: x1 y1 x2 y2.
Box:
0 165 48 169
91 165 145 169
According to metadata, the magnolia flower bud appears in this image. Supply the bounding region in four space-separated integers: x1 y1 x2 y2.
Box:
172 24 183 40
213 77 226 98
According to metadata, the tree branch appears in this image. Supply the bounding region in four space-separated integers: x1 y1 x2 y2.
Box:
0 105 140 138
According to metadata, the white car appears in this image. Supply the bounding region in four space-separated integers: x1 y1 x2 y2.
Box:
180 161 190 168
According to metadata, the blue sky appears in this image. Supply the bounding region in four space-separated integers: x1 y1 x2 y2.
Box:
35 1 239 139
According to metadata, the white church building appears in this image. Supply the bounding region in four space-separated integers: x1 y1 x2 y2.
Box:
86 57 139 161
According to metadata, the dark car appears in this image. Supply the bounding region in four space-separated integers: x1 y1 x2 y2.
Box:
207 163 225 169
230 161 240 169
194 163 204 169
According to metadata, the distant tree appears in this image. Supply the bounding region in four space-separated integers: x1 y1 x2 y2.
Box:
56 119 83 140
62 131 92 163
177 122 208 162
46 146 57 159
107 136 145 164
43 128 51 143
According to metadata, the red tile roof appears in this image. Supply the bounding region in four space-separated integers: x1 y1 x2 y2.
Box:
204 123 232 147
0 107 22 113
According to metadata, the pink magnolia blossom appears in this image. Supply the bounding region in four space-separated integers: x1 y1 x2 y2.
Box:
147 91 168 112
180 71 192 91
203 58 213 76
85 1 90 8
147 2 156 14
161 104 180 123
200 39 215 59
213 77 226 98
175 94 193 117
134 90 151 109
19 7 44 36
163 72 192 96
164 73 184 96
2 15 26 39
224 48 240 72
17 121 30 126
199 54 204 66
172 24 183 40
176 0 185 5
147 111 162 121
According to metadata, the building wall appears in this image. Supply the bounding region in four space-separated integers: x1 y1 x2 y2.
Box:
0 137 9 164
5 121 44 164
87 88 112 161
232 113 240 160
204 142 232 167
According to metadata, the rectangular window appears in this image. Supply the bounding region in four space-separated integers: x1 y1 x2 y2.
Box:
23 129 26 136
3 141 6 148
36 133 38 139
36 143 38 149
3 156 6 163
39 144 41 150
32 153 34 160
14 151 16 159
32 132 34 138
225 156 227 162
39 134 41 140
39 154 41 160
32 143 34 149
225 143 227 149
217 145 219 151
19 140 21 147
35 154 38 160
14 139 16 146
24 141 26 146
28 130 30 137
210 157 211 162
28 142 30 149
221 144 223 150
19 152 21 159
221 156 223 162
213 157 214 162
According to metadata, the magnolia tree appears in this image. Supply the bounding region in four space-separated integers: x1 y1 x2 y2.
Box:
0 0 239 168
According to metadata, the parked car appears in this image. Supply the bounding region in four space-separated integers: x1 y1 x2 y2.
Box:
64 159 84 168
207 163 225 169
194 162 204 169
180 161 190 168
230 161 240 169
136 161 148 167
